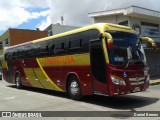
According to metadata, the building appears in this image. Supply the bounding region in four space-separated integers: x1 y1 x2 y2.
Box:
89 6 160 77
45 24 79 36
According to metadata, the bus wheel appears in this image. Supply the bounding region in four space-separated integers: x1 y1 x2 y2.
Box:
15 74 22 89
68 76 82 100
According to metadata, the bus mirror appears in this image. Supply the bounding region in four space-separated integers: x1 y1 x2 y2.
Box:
137 37 157 50
99 33 103 40
102 33 112 39
101 33 113 49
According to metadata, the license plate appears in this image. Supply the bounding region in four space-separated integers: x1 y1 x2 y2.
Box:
134 87 140 92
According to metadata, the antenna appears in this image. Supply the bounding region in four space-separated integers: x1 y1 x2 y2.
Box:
61 16 64 25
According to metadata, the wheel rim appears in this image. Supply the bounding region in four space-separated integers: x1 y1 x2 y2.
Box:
70 81 79 95
16 76 20 87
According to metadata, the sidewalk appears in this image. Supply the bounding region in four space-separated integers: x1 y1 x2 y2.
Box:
149 76 160 85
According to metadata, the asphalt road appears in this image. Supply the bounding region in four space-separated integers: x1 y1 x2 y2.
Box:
0 80 160 120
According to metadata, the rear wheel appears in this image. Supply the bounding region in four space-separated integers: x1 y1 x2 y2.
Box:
68 76 82 100
15 74 22 89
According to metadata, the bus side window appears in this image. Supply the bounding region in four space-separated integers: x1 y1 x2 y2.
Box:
16 51 19 59
61 43 65 49
5 51 9 61
52 44 55 51
45 41 51 53
69 39 82 49
19 51 22 58
54 43 65 53
12 52 16 60
46 45 49 52
37 47 41 56
9 53 12 61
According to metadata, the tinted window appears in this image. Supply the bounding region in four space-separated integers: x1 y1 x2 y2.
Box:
5 29 100 60
69 39 82 48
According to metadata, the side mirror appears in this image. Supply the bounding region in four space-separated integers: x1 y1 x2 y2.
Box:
137 37 157 50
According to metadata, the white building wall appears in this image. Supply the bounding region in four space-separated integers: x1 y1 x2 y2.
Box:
94 15 117 24
117 15 130 25
52 24 79 35
93 15 129 25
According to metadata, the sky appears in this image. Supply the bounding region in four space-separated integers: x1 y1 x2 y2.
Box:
0 0 160 35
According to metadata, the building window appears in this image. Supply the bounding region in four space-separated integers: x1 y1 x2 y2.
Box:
119 21 128 26
5 39 9 45
141 22 159 38
48 30 53 36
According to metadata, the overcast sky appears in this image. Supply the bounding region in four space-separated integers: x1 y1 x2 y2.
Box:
0 0 160 35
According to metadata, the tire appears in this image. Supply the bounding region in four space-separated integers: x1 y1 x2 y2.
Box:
68 76 82 100
15 74 22 89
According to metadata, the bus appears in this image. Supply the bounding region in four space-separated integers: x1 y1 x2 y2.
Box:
2 23 156 100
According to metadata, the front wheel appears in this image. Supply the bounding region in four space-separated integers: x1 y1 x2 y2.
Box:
68 76 82 100
15 74 22 89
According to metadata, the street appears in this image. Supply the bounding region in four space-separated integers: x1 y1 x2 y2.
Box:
0 80 160 120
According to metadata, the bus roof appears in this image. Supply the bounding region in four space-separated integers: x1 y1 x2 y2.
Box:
6 23 135 49
33 23 135 43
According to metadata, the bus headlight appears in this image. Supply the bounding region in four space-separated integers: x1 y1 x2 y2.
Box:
111 75 126 86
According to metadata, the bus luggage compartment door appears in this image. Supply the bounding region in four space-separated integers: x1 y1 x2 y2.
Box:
90 39 109 95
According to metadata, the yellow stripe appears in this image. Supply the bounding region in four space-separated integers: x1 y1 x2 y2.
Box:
32 24 103 43
24 68 44 88
105 24 136 34
33 68 54 90
38 53 90 67
36 58 63 92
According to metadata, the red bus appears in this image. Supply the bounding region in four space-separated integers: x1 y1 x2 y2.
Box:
2 23 156 100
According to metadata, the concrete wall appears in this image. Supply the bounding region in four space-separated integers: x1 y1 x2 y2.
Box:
45 24 79 36
52 25 79 35
93 15 129 24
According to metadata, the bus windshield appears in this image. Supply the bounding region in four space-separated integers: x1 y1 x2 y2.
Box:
107 31 146 67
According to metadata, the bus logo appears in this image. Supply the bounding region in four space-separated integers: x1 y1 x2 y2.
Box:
123 72 128 78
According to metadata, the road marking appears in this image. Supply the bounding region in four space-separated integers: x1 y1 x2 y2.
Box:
5 97 15 100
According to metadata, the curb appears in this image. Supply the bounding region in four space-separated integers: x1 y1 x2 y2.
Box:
149 80 160 86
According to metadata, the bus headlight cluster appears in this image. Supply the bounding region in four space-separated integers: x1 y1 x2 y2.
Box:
111 75 126 86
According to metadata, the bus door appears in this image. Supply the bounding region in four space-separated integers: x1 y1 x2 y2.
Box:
90 39 109 95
